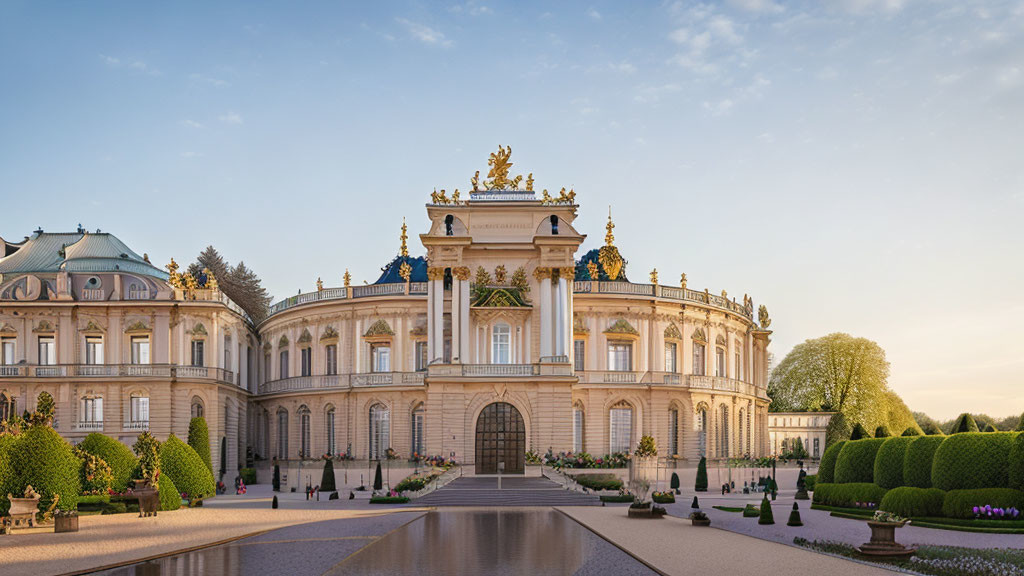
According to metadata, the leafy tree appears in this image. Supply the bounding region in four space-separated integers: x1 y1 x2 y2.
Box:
850 423 870 440
188 246 272 321
133 431 162 483
949 413 979 434
1017 413 1024 432
188 417 213 474
695 457 708 492
768 333 914 446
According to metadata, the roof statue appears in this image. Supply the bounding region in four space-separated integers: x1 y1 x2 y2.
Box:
471 171 480 191
650 268 658 285
598 207 624 280
526 173 534 191
400 218 409 257
486 145 514 189
343 269 351 288
316 277 323 291
758 305 772 329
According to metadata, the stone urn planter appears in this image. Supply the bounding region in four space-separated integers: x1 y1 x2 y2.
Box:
628 505 655 519
690 512 711 526
858 521 916 559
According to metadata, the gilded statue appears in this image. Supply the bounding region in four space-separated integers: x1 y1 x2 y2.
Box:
567 188 576 203
525 173 534 191
680 273 687 290
541 189 552 204
494 264 507 285
598 209 624 280
166 258 183 289
486 145 514 189
758 305 772 329
204 268 218 291
316 277 323 291
471 171 480 192
399 262 412 283
343 269 351 288
451 189 460 204
587 261 599 281
650 268 658 285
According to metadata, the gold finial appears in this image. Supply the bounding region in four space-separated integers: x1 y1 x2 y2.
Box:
316 277 323 291
598 207 624 280
343 269 351 288
400 217 409 257
680 273 687 290
650 268 658 285
166 258 182 289
526 173 534 191
759 305 771 329
587 261 599 281
604 207 615 246
399 261 412 283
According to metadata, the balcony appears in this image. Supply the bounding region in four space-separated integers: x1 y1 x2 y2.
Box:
74 421 104 432
0 364 234 384
352 372 424 387
461 364 539 377
257 372 426 394
576 371 768 399
572 280 754 320
123 420 150 431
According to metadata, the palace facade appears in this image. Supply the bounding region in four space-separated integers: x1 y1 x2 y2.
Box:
1 150 773 475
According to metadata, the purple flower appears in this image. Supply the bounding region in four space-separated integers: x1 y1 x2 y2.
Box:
973 506 980 515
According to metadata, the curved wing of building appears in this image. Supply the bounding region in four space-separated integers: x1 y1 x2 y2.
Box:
0 150 772 477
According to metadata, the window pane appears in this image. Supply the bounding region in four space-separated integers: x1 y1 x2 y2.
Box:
492 324 510 364
573 340 585 371
39 338 55 365
373 346 390 372
610 407 632 454
665 343 677 372
573 408 584 453
86 339 104 365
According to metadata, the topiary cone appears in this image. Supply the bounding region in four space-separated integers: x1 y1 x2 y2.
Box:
758 495 774 525
695 457 708 492
272 495 278 509
691 496 700 509
787 502 803 526
321 459 336 492
272 464 281 492
670 472 680 494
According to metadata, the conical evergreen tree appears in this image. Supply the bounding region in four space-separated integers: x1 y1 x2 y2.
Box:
670 472 680 494
758 495 774 525
921 420 944 435
373 462 383 491
272 464 280 492
321 459 336 492
787 502 803 526
982 423 998 433
695 456 708 492
850 423 870 440
951 413 979 434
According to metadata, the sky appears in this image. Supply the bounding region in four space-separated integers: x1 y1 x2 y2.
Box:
1 1 1022 420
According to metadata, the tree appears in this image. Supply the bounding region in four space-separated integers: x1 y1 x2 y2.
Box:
1017 413 1024 432
272 463 281 492
695 457 708 492
188 417 213 474
758 495 774 525
850 423 870 440
874 425 890 438
670 472 680 494
187 246 272 322
769 333 909 446
321 459 336 492
950 413 979 434
373 462 383 492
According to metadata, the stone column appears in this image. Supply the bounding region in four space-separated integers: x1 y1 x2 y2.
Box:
537 268 553 358
455 268 470 363
451 278 461 363
556 272 568 356
429 269 444 362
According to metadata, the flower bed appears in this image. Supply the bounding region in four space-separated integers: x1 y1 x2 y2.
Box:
652 491 675 504
571 473 623 491
542 450 630 469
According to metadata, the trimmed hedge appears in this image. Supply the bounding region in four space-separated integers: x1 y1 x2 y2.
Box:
159 472 181 511
903 435 945 488
1010 433 1024 491
812 482 888 507
834 438 885 484
79 433 139 492
160 435 215 499
950 413 979 434
0 434 17 515
9 425 80 511
873 437 914 489
187 417 213 474
932 432 1018 491
879 486 945 517
803 474 817 493
942 488 1024 519
818 441 846 483
369 496 410 504
573 473 623 491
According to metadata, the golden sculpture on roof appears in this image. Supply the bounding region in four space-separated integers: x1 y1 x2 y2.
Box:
526 173 534 191
316 277 323 291
758 305 772 329
399 218 409 257
204 268 218 291
486 145 514 189
598 208 624 280
166 258 183 289
399 261 412 283
343 269 351 288
680 273 687 291
471 171 480 191
650 268 658 285
587 261 599 281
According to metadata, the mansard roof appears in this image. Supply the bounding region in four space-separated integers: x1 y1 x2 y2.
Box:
373 255 427 284
0 230 168 279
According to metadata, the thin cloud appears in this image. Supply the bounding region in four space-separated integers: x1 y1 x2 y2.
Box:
180 119 205 129
219 111 244 125
396 18 453 47
99 54 160 76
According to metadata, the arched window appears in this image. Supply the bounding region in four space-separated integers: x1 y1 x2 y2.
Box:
549 215 559 235
0 392 14 422
491 323 511 364
668 407 679 457
369 403 390 460
191 396 205 418
609 401 633 454
277 408 289 460
716 346 726 376
692 342 706 376
326 406 336 456
695 405 708 457
130 392 149 424
411 403 425 458
298 405 311 458
718 405 730 458
738 408 746 456
573 402 585 453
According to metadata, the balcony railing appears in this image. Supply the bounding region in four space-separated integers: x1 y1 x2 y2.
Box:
572 281 754 320
461 364 540 377
74 421 104 431
352 372 425 387
0 364 234 384
123 420 149 431
258 372 425 394
575 371 767 398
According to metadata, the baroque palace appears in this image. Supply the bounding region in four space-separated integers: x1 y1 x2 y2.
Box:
0 148 772 476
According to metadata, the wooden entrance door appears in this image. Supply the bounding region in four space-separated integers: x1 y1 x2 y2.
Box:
475 402 525 474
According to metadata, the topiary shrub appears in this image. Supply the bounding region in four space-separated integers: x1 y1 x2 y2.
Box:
811 482 888 507
160 434 215 500
272 463 281 492
73 446 114 495
572 474 623 491
0 434 17 515
941 488 1024 519
921 421 944 435
758 495 774 525
670 472 680 493
818 441 846 483
950 413 979 434
132 431 161 484
320 459 336 492
373 462 383 492
903 435 945 488
834 438 886 484
158 472 181 511
901 427 921 437
874 426 890 438
873 437 914 489
695 456 708 492
1008 433 1024 491
982 423 998 433
187 417 213 474
803 474 817 492
240 468 258 485
10 425 81 511
850 423 870 440
879 486 945 517
79 433 138 492
932 432 1017 491
634 434 657 458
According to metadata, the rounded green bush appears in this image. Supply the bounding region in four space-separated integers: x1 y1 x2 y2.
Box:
879 487 945 517
1009 433 1024 491
160 435 215 500
811 482 888 507
874 437 914 489
187 417 213 474
941 488 1024 519
159 472 181 511
9 425 80 511
79 433 138 492
903 435 945 488
803 474 817 492
0 434 17 515
818 441 846 483
834 438 886 484
932 432 1017 491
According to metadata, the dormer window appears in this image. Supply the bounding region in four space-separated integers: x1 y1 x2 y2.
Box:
445 214 454 236
550 215 559 235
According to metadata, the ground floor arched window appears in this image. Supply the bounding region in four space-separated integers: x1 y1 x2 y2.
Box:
191 396 205 418
573 402 585 453
277 409 289 460
717 405 729 458
609 401 633 454
298 405 311 458
668 407 679 457
369 403 390 460
326 407 336 456
411 404 424 458
695 406 708 457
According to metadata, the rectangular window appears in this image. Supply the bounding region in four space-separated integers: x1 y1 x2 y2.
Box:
491 324 511 364
372 345 391 373
326 410 336 455
735 352 741 380
716 348 726 377
692 343 705 376
85 337 104 365
38 337 56 365
813 438 820 458
130 396 149 422
1 338 14 365
191 340 205 367
609 407 633 454
573 340 586 371
80 397 103 422
300 347 312 377
669 409 679 456
411 409 424 457
414 341 428 371
279 350 289 379
443 338 451 364
664 342 677 372
131 337 150 365
607 342 632 372
264 355 271 380
325 345 338 375
573 408 584 453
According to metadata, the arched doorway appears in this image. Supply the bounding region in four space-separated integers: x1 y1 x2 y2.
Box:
475 402 525 474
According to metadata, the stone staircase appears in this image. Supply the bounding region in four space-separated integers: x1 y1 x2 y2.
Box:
412 475 601 507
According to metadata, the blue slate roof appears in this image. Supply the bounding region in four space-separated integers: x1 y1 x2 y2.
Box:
374 255 427 284
0 231 168 280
